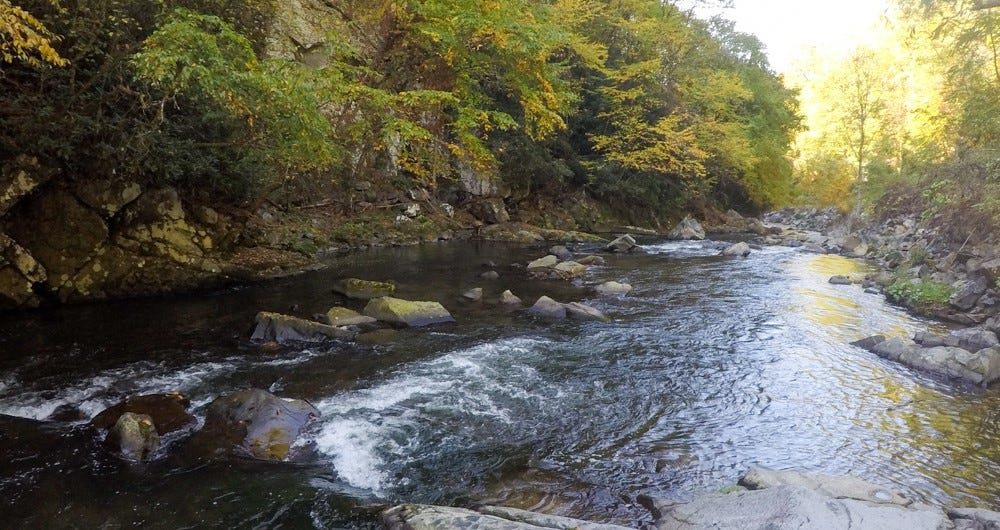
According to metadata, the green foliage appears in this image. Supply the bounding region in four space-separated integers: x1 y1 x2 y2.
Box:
886 277 953 307
132 9 334 196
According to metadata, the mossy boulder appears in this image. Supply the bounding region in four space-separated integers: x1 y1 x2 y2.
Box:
332 278 396 299
323 306 377 327
107 412 160 462
363 297 455 327
194 389 320 461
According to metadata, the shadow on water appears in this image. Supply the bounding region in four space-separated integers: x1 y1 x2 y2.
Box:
0 240 998 528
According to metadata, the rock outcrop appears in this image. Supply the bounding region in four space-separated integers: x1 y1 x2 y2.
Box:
667 216 705 241
854 335 1000 385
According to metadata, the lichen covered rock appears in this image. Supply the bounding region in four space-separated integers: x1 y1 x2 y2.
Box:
363 297 455 327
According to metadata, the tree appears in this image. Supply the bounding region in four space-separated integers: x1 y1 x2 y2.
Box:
0 0 65 67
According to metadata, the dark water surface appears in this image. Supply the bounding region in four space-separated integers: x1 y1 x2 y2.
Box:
1 239 999 528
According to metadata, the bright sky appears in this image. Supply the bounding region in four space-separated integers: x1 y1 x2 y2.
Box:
692 0 891 74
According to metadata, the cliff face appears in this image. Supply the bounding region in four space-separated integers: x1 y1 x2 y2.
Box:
0 157 236 309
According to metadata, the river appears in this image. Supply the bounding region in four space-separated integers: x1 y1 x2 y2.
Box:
1 239 998 528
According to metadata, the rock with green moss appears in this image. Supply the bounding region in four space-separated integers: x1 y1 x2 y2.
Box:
527 255 559 271
107 412 160 462
91 393 195 435
323 306 378 327
251 311 356 343
195 389 320 461
332 278 396 299
364 297 455 327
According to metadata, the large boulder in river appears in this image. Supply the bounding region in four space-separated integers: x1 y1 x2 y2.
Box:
527 255 559 271
952 328 999 353
950 276 989 311
564 302 608 322
363 297 455 327
595 281 632 296
107 412 160 462
667 216 705 240
383 504 635 530
332 278 396 300
91 392 196 435
528 296 567 319
500 290 523 306
251 311 356 343
605 234 638 253
645 468 949 530
720 242 751 257
195 389 320 461
553 261 586 278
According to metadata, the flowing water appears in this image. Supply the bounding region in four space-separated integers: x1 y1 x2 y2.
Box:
2 239 1000 528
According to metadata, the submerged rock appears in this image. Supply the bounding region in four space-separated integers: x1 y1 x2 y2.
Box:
528 296 567 319
332 278 396 300
363 297 455 327
549 245 574 261
577 255 606 266
605 234 638 253
195 389 319 461
595 281 632 296
91 392 195 435
108 412 160 462
646 468 949 530
382 504 634 530
667 216 705 241
480 270 500 280
720 242 751 257
251 311 355 343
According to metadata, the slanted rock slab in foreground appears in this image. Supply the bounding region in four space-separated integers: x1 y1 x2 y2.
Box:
382 504 635 530
646 468 950 530
251 312 356 343
363 297 455 327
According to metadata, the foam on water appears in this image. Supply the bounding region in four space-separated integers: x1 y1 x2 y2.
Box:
310 337 547 496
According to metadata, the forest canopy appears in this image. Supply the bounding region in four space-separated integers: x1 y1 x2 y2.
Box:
0 1 800 218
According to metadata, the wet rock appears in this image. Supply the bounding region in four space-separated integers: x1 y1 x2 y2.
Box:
251 312 355 343
332 278 396 300
553 261 586 278
0 155 53 216
195 389 320 461
720 242 751 257
382 504 635 530
528 296 566 319
527 255 559 271
595 281 633 296
549 245 574 261
951 276 989 311
564 302 609 322
480 270 500 280
667 216 705 240
463 287 483 302
107 412 160 462
828 275 853 285
0 233 47 309
913 331 958 348
323 307 377 327
646 468 948 530
949 507 1000 529
91 393 195 435
873 337 1000 385
363 297 455 327
850 335 886 350
577 255 606 266
357 328 399 345
605 235 638 253
500 290 523 306
952 328 999 353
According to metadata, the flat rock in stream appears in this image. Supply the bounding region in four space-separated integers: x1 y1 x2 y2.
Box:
382 504 635 530
251 312 356 343
868 337 1000 385
363 297 455 327
332 278 396 300
646 468 949 530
